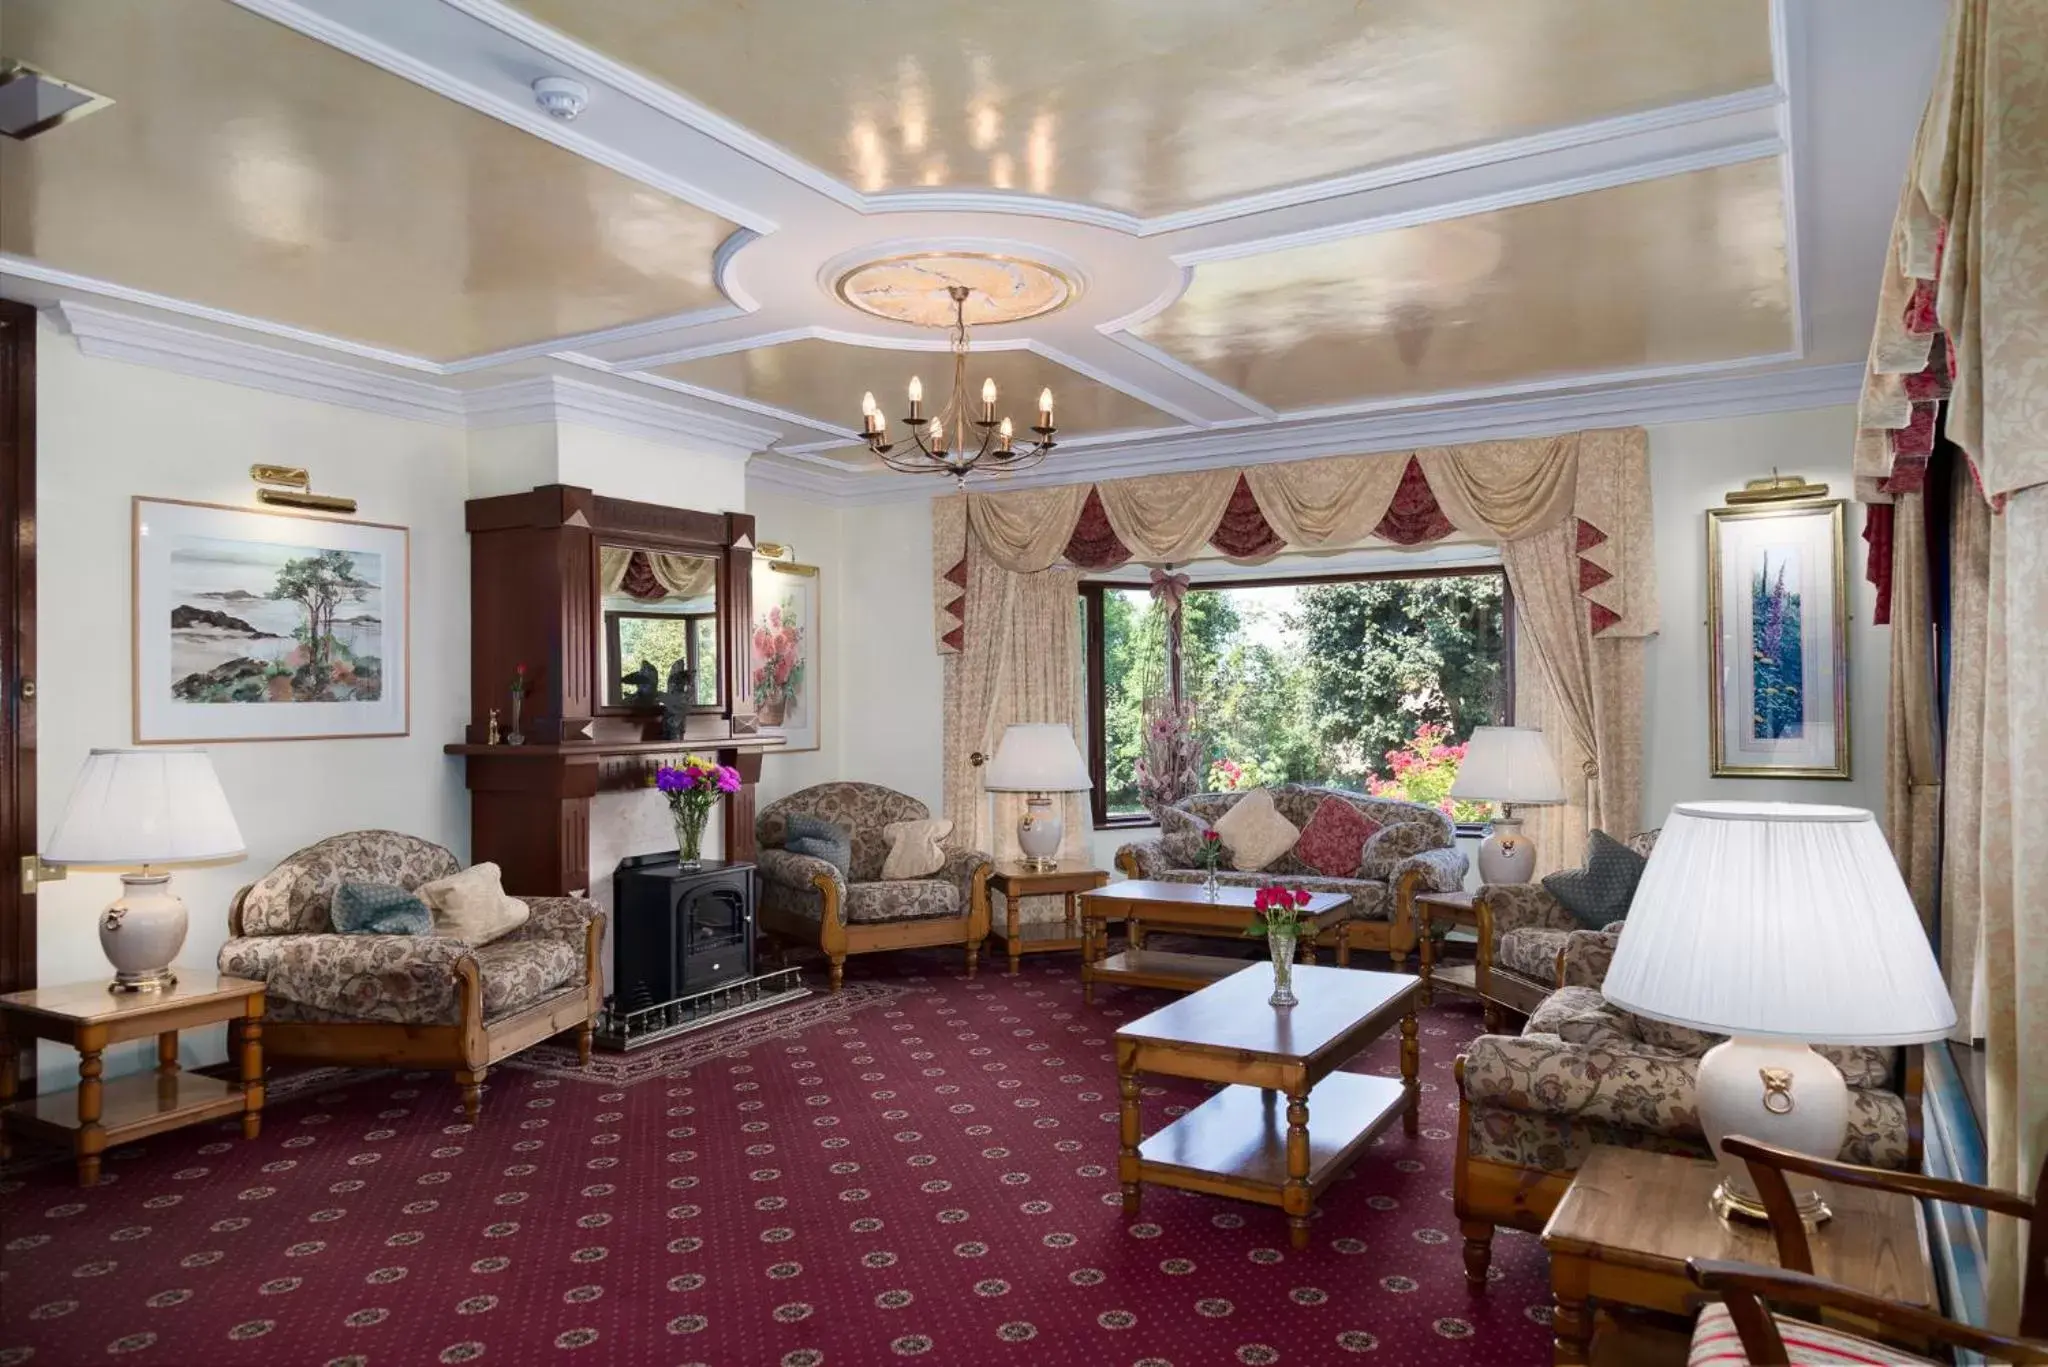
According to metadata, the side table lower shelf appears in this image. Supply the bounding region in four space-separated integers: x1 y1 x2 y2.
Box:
8 1072 253 1149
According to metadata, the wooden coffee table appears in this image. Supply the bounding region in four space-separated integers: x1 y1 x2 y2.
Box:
1078 880 1353 1003
1540 1145 1934 1365
987 861 1109 976
1115 963 1420 1249
0 972 266 1186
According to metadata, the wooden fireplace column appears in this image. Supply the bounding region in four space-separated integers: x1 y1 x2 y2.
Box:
448 485 778 896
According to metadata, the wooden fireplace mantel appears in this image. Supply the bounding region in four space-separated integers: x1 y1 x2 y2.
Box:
451 484 775 896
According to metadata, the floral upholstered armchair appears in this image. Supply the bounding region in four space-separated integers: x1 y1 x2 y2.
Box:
754 782 992 992
1474 829 1659 1022
1453 984 1923 1287
217 831 604 1122
1115 785 1466 966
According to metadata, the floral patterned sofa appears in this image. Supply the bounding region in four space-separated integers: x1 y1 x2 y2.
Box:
1114 785 1468 966
1474 829 1659 1024
754 782 993 992
1453 966 1923 1287
217 831 603 1122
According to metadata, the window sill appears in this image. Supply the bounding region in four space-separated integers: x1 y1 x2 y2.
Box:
1093 815 1158 834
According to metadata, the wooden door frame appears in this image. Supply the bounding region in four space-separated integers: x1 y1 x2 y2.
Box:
0 299 34 996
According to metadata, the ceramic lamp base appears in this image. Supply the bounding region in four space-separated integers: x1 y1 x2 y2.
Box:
1016 795 1062 871
101 871 188 993
1696 1035 1846 1226
1476 816 1538 884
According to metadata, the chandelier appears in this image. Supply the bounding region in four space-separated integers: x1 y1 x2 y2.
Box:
856 286 1058 484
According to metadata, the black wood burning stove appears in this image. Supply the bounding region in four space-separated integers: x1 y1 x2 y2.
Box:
610 856 756 1016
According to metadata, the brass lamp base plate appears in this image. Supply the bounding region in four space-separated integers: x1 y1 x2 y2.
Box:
1016 855 1059 872
109 968 178 994
1712 1178 1831 1230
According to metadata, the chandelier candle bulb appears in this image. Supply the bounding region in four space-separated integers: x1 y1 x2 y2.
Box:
981 377 997 422
998 416 1014 451
861 391 881 433
907 374 924 421
1038 387 1055 424
927 416 945 452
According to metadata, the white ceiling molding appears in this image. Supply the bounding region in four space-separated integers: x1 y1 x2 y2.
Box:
746 361 1867 507
464 374 781 456
52 300 468 425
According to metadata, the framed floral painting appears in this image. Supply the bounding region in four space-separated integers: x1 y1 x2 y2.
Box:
749 557 820 754
1706 499 1848 778
133 497 410 742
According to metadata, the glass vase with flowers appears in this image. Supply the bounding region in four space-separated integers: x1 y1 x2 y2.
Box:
653 755 742 870
1246 884 1314 1007
1197 829 1225 900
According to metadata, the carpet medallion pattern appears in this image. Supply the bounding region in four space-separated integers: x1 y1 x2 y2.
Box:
0 954 1551 1365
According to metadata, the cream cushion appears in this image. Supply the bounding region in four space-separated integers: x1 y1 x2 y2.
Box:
1211 789 1300 872
419 862 529 945
881 818 953 880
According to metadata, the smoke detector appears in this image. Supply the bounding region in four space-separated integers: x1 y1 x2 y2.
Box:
531 76 589 121
0 61 114 140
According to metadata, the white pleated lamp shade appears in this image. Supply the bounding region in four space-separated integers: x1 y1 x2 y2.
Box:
1602 802 1955 1046
43 748 246 868
982 724 1091 793
1446 725 1565 805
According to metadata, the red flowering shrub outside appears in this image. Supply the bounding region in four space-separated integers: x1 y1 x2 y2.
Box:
1364 723 1493 822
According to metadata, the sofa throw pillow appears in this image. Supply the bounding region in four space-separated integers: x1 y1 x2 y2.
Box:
1293 798 1383 879
331 881 432 936
785 813 854 880
1155 805 1215 868
881 818 953 880
1210 789 1300 872
1359 821 1441 881
418 862 530 945
1541 829 1648 930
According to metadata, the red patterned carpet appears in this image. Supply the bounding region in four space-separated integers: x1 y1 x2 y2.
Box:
0 952 1553 1366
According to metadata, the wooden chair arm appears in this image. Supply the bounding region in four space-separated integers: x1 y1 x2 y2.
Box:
1687 1259 2048 1364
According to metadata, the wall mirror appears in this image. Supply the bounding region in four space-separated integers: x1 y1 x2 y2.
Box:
599 545 721 710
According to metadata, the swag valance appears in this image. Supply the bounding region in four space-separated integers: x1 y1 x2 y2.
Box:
930 427 1655 654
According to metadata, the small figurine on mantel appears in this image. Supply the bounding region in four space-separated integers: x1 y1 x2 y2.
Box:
486 708 501 745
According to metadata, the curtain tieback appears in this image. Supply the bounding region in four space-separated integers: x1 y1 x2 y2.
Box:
1148 567 1190 615
1581 760 1599 777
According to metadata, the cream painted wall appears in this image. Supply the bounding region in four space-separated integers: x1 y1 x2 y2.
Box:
837 499 945 811
1641 405 1887 829
33 319 472 1088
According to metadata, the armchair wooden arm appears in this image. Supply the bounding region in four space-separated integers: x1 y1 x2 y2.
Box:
1686 1258 2048 1364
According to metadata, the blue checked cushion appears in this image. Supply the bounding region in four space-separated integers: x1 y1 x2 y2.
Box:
785 813 854 880
331 881 432 936
1541 829 1648 929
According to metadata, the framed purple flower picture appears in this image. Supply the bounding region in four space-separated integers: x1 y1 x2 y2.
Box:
1706 499 1849 779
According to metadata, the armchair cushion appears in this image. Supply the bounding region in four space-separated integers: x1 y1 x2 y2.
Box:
1540 830 1648 929
238 831 461 935
474 937 580 1017
1498 926 1573 984
845 879 960 925
1478 882 1580 939
1211 788 1299 871
332 882 432 936
419 862 529 945
881 818 952 880
785 813 853 879
220 933 474 1026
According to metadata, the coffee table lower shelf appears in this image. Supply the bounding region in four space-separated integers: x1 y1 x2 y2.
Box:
1087 950 1250 995
1129 1071 1411 1221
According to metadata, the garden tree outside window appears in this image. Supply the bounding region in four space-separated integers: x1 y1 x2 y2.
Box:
1080 570 1513 828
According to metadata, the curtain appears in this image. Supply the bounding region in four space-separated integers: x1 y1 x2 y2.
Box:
598 547 716 602
1242 454 1408 548
1418 437 1577 542
1941 464 1993 1041
1095 470 1240 565
1884 492 1942 929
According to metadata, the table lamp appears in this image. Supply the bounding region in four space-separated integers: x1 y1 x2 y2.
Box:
1446 725 1565 882
981 724 1091 871
1601 801 1955 1224
42 748 246 993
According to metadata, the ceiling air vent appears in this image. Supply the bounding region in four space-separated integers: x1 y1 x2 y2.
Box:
0 61 114 140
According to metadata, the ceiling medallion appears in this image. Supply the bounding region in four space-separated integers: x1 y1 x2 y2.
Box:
834 251 1075 327
854 285 1058 484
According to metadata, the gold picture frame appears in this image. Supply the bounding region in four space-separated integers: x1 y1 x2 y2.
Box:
1705 499 1849 779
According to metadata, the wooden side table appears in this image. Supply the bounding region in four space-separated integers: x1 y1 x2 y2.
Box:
0 972 266 1186
987 861 1109 976
1414 889 1504 1028
1539 1145 1933 1366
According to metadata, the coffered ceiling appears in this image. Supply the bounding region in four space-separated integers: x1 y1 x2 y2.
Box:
0 0 1947 500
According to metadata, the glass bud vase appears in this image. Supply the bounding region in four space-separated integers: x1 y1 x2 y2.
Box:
1267 930 1299 1008
674 806 708 870
1204 866 1220 901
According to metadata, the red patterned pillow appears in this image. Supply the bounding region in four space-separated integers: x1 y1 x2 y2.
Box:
1294 798 1382 879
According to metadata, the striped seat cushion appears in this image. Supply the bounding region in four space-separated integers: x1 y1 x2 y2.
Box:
1688 1303 1937 1365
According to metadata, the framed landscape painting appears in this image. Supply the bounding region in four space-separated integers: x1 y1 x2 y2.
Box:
749 557 820 754
134 498 410 743
1706 500 1848 779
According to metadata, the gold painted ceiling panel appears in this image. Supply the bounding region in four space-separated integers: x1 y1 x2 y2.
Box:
504 0 1772 216
657 338 1177 434
1132 159 1792 411
0 0 737 360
